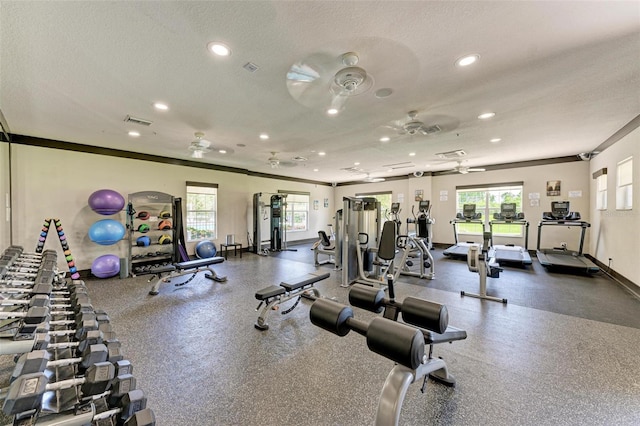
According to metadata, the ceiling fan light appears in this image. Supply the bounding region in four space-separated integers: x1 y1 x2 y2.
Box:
191 150 203 159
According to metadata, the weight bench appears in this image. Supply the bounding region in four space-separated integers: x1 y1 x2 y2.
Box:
148 258 227 295
254 271 330 330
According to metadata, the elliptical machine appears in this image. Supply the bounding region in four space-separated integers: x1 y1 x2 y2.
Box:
397 200 435 280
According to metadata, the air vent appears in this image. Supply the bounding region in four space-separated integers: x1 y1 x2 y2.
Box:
243 62 259 73
423 124 441 135
435 149 466 159
124 115 153 126
341 166 365 174
382 162 415 169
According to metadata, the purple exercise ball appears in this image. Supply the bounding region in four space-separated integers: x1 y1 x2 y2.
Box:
91 254 120 279
88 189 125 215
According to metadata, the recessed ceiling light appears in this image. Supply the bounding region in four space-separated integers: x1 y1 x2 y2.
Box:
354 162 360 166
425 164 430 167
327 108 339 115
490 138 502 143
318 151 326 156
313 168 319 172
128 131 140 137
409 152 416 157
153 102 169 111
456 54 479 67
379 136 390 142
207 42 231 56
478 112 496 120
219 149 227 154
259 133 269 140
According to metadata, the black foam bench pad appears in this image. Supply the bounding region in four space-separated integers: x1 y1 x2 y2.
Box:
149 265 176 274
422 326 467 345
175 257 224 271
280 272 330 292
255 285 286 300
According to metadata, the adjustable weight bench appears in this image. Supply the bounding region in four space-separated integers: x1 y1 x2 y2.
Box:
254 271 330 330
148 258 227 295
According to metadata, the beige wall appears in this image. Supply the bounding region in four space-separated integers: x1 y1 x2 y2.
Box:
589 126 640 286
4 139 638 288
336 162 592 252
8 145 333 271
430 161 591 250
0 143 10 248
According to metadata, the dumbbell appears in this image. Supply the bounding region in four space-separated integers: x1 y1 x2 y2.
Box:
10 344 109 380
40 392 154 426
92 390 153 425
0 269 57 292
309 298 425 370
2 362 116 415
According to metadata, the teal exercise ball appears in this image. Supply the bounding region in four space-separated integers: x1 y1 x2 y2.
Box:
89 219 125 245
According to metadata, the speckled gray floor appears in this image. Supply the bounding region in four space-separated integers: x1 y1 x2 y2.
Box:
2 246 639 425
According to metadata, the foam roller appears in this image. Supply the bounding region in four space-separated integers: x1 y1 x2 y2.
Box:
401 297 449 334
348 284 385 313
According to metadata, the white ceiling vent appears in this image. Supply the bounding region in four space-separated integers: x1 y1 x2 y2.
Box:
382 162 415 170
423 124 441 135
243 62 259 72
124 115 153 126
435 149 466 159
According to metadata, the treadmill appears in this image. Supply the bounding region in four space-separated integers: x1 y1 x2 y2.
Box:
443 204 484 260
488 203 532 266
536 201 599 274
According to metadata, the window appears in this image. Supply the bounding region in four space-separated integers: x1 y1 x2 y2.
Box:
186 182 217 242
616 156 633 210
594 169 607 210
456 184 523 236
280 192 309 232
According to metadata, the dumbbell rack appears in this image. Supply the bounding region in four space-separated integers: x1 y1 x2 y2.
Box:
0 246 156 425
36 218 80 280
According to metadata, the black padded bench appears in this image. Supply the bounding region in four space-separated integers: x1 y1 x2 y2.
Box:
148 257 227 295
254 271 330 330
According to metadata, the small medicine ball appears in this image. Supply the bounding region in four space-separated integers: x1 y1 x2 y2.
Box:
158 220 172 230
137 211 150 220
159 234 173 245
136 236 151 247
138 224 150 233
159 210 171 219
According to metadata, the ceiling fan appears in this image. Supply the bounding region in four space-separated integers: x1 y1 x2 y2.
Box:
363 173 385 183
267 152 297 169
443 160 486 175
189 132 211 158
393 110 442 136
286 51 373 113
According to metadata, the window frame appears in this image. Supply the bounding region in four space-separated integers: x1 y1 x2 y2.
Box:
279 190 309 233
616 156 633 210
455 183 524 238
185 182 218 242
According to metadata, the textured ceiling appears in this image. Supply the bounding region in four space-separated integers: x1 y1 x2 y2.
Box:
1 1 639 183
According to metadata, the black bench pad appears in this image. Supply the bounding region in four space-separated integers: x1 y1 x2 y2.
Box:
149 265 177 274
255 285 286 300
176 257 224 271
422 326 467 345
280 272 330 292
